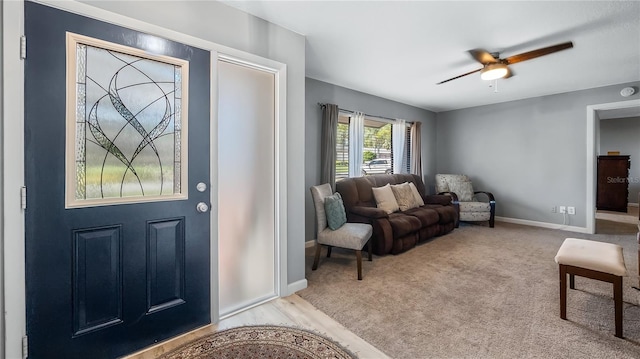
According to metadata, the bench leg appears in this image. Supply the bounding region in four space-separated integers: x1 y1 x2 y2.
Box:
326 246 332 258
560 264 567 320
356 250 363 280
569 273 575 289
614 275 623 338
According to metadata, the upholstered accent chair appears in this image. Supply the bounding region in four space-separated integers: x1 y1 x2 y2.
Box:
435 174 496 227
310 183 373 280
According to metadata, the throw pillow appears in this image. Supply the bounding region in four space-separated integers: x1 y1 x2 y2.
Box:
372 184 400 214
391 182 419 211
408 182 425 206
324 192 347 230
448 181 475 202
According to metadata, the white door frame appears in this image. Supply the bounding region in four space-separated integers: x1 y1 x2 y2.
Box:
2 0 288 356
586 99 640 234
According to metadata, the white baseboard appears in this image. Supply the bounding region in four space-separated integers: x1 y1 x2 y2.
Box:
495 216 591 234
305 239 316 248
286 279 308 295
629 203 639 208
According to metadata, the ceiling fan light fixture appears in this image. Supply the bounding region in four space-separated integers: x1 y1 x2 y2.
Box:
480 63 508 81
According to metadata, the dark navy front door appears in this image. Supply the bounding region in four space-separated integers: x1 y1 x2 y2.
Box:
24 2 211 358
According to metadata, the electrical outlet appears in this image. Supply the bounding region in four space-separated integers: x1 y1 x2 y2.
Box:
551 206 557 213
568 206 576 215
559 206 566 214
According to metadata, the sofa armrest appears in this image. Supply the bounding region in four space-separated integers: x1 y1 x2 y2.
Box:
436 191 459 204
424 194 454 206
350 206 389 219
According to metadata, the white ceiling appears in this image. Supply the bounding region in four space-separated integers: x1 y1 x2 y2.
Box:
221 0 640 112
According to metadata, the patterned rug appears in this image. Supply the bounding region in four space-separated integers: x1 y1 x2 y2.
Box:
157 325 357 359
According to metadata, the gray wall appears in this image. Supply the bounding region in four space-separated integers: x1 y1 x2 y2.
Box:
600 116 640 204
305 77 437 242
82 1 307 285
436 82 640 228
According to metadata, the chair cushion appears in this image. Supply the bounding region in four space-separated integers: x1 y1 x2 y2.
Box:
555 238 627 276
460 212 491 222
448 181 475 201
372 183 400 214
391 182 419 211
318 223 372 250
324 192 347 230
459 201 491 212
408 182 425 206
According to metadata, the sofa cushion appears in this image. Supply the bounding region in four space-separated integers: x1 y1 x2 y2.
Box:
391 182 419 211
404 207 440 227
408 182 425 206
448 181 474 201
372 183 400 214
324 192 347 230
388 212 422 237
423 204 458 224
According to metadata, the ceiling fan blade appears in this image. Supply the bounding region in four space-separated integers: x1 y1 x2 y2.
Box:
469 49 499 64
436 68 482 85
504 41 573 65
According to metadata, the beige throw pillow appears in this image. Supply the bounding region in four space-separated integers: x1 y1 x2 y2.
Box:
408 182 425 206
391 182 419 211
372 184 400 214
448 181 475 202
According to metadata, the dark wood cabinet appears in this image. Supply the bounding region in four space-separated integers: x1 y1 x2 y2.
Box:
597 155 630 212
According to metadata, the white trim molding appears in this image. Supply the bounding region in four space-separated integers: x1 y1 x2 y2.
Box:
286 279 309 296
495 216 591 234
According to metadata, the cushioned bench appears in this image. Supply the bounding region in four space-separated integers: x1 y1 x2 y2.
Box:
554 238 627 338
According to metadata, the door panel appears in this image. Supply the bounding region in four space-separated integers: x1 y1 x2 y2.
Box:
25 3 211 358
218 60 276 316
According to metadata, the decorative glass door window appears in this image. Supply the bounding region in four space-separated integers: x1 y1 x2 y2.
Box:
65 32 189 207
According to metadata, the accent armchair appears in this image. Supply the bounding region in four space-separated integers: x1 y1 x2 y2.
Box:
435 174 496 227
310 183 373 280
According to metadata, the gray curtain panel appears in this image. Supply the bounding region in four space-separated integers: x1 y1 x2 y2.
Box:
321 104 339 190
410 121 422 176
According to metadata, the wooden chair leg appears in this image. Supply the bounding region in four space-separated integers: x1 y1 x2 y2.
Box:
312 244 321 271
569 273 575 289
614 276 623 338
356 250 362 280
326 246 332 258
367 239 372 261
560 264 567 320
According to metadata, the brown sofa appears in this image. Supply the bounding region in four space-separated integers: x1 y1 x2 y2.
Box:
336 174 458 255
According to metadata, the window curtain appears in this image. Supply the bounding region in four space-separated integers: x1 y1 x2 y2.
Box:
348 112 365 177
410 121 422 176
392 119 407 174
321 104 339 190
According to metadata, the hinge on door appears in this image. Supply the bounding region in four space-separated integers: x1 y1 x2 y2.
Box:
20 36 27 60
21 186 27 210
22 335 28 359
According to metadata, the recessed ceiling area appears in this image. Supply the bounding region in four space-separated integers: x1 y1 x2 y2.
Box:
221 1 640 112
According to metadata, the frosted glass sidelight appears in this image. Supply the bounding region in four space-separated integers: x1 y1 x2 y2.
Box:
218 60 277 316
66 33 189 207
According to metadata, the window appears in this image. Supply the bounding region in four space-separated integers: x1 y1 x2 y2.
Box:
335 113 411 182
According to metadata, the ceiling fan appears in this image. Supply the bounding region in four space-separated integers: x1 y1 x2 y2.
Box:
436 41 574 85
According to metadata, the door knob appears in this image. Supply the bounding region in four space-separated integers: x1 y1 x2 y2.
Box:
196 202 209 213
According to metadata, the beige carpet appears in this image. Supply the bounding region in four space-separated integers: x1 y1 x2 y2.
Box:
298 222 640 358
